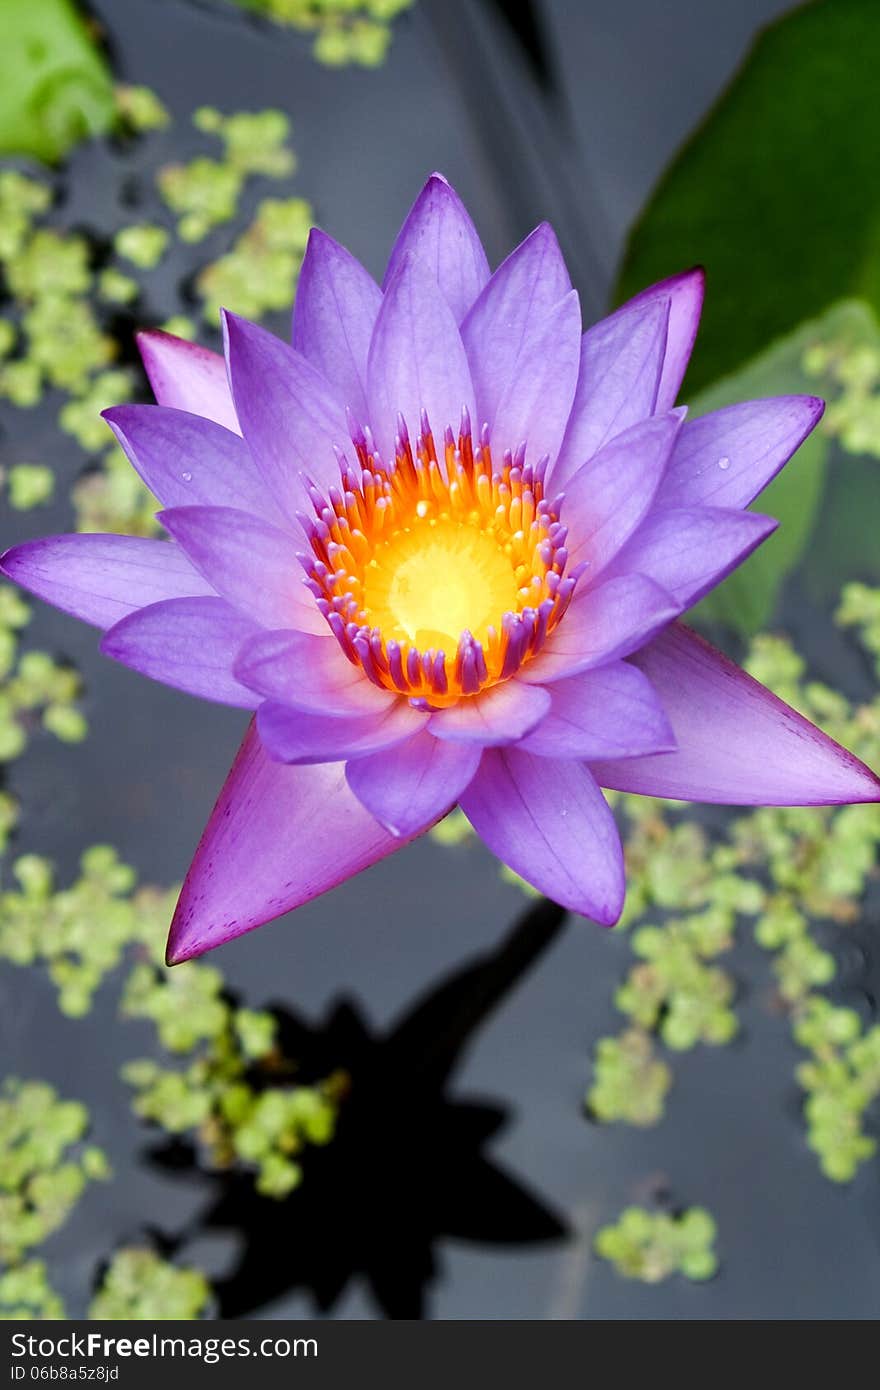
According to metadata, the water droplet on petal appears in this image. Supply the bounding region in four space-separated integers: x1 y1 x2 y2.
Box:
717 456 731 470
181 471 193 482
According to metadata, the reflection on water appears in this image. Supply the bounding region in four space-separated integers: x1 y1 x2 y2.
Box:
149 899 568 1318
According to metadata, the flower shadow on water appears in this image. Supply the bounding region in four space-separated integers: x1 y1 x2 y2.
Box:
147 897 570 1319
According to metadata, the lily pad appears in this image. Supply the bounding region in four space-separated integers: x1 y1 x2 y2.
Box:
615 0 880 396
0 0 115 164
692 301 880 634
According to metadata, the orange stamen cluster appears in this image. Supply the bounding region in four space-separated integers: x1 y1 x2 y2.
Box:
300 409 577 707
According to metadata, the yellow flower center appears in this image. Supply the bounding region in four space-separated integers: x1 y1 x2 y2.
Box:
362 515 521 652
303 414 574 707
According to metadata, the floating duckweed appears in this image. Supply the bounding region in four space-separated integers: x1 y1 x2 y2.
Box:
122 955 340 1197
0 1260 65 1320
72 443 160 537
89 1248 210 1321
0 1080 110 1266
59 369 134 452
22 294 116 394
113 224 170 270
196 196 312 322
429 808 473 847
0 593 87 763
594 1206 718 1283
837 582 880 676
97 268 139 305
618 915 739 1051
228 0 414 67
0 360 42 408
0 172 52 260
160 315 197 340
803 322 880 458
0 792 19 855
114 84 171 134
193 108 295 177
0 847 175 1016
587 1029 672 1127
6 464 54 510
158 108 295 243
793 999 880 1181
5 229 91 300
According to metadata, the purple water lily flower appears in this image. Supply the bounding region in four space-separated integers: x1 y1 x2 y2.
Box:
4 174 878 963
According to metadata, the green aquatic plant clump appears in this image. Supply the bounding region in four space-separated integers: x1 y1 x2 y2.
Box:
228 0 415 67
0 1260 64 1320
0 585 87 762
0 1080 109 1266
196 197 313 323
0 847 176 1017
89 1249 211 1321
594 1206 718 1283
122 959 340 1198
158 108 296 242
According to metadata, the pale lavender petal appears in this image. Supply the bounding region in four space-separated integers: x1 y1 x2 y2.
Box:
366 252 477 458
592 623 880 806
257 699 426 765
159 506 325 634
552 298 669 484
519 661 675 759
222 312 347 511
136 330 239 433
428 679 551 745
383 173 490 323
233 629 392 715
0 534 214 630
490 291 581 466
520 575 679 684
167 721 408 962
345 730 482 836
292 228 382 421
103 405 285 525
461 223 571 433
100 596 259 707
460 749 625 923
619 268 705 410
656 396 825 509
564 412 684 578
605 505 777 608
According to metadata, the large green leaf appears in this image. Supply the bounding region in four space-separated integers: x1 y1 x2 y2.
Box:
615 0 880 397
691 301 880 634
0 0 115 164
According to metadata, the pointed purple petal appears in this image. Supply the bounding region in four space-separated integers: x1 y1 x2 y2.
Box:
460 749 625 922
222 312 347 512
552 298 669 484
656 396 825 509
619 268 705 410
345 730 482 837
136 330 239 433
605 505 777 609
490 290 581 466
366 252 476 458
591 623 880 806
167 721 408 962
0 534 214 630
519 661 675 759
428 678 551 745
233 629 392 715
520 575 679 684
461 222 571 433
564 412 684 578
103 405 285 525
159 506 325 634
257 699 426 764
100 596 259 707
383 173 490 323
292 228 382 421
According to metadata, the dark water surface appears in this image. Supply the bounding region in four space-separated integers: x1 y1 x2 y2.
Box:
2 0 879 1319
